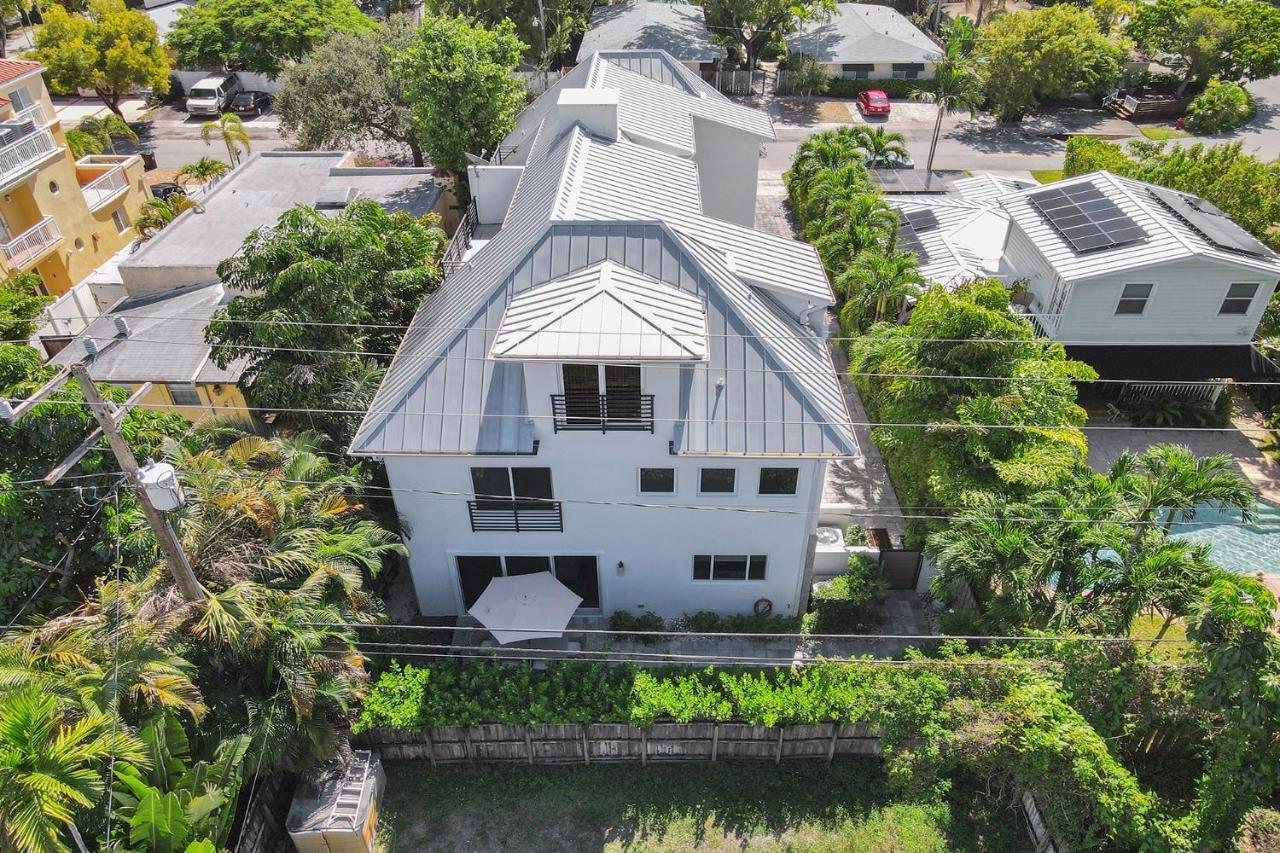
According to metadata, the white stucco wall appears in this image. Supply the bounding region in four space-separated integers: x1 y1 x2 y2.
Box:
382 362 829 619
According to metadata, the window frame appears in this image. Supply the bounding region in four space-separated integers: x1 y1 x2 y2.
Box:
1114 282 1153 316
166 382 202 407
638 467 676 495
842 63 873 80
8 87 31 112
698 467 737 495
111 208 130 234
1218 282 1259 316
891 63 923 80
758 467 799 496
692 554 768 582
452 553 602 610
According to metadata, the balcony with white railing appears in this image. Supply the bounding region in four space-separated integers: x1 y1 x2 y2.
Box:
0 129 60 190
11 102 53 128
3 214 62 269
79 164 129 211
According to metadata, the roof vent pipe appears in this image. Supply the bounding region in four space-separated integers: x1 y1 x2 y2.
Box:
113 316 131 337
84 338 100 356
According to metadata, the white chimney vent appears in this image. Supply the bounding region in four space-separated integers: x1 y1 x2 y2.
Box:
113 316 131 337
84 338 100 356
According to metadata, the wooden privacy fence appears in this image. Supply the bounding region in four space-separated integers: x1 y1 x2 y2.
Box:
356 721 881 767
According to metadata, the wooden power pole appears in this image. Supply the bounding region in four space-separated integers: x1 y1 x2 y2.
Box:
66 363 205 601
0 351 205 602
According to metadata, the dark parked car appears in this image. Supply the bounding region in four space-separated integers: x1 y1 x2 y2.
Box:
150 182 187 201
230 91 271 117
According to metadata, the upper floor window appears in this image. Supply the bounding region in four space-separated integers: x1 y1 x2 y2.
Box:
1219 283 1259 315
1115 283 1152 315
758 467 799 495
639 467 675 494
8 87 32 112
699 468 736 494
470 467 553 505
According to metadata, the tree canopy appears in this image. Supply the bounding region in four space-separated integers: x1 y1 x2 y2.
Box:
0 274 51 342
276 15 425 165
30 0 170 116
975 4 1128 121
166 0 374 77
422 0 593 68
204 200 445 445
1125 0 1280 89
393 15 527 173
701 0 835 68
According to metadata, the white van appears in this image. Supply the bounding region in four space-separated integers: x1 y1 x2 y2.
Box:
185 74 241 117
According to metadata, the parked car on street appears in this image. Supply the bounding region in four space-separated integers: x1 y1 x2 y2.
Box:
230 91 272 117
185 74 241 117
150 183 187 201
868 151 914 169
856 90 891 117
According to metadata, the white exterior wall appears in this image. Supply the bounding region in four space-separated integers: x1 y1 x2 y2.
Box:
1054 260 1279 345
382 362 827 619
824 62 937 81
692 116 762 227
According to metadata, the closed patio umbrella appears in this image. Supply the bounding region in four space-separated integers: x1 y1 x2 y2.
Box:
468 571 582 645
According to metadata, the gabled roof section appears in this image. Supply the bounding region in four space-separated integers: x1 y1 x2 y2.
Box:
577 2 722 64
0 59 43 87
491 260 708 361
787 4 942 65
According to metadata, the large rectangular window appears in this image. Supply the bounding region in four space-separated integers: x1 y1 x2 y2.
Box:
639 467 675 494
699 468 736 494
841 63 873 80
1219 283 1259 315
470 467 553 504
455 555 600 610
693 555 767 581
167 383 202 407
891 63 924 80
758 467 798 495
1115 283 1152 315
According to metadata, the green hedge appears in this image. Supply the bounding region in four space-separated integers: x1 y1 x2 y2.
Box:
1062 136 1135 178
825 77 938 99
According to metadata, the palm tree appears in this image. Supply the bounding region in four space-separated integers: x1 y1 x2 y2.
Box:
0 688 147 853
76 114 138 155
912 60 984 174
135 195 198 240
809 194 899 270
200 113 250 167
176 156 231 187
1091 531 1218 637
1111 445 1257 544
796 162 875 228
849 126 909 168
785 128 867 209
836 249 925 331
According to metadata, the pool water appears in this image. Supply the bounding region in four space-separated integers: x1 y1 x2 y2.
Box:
1170 499 1280 575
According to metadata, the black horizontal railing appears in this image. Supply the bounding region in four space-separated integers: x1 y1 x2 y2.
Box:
467 499 563 532
440 199 479 278
551 393 655 433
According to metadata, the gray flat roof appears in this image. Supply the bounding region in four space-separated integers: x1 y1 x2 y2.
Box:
577 2 722 64
120 152 443 274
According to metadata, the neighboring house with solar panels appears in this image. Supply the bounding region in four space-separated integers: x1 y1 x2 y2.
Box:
889 171 1280 397
350 50 858 620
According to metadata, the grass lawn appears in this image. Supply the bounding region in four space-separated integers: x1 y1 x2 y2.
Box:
1030 169 1063 183
377 760 1025 852
1129 613 1192 662
1139 124 1191 141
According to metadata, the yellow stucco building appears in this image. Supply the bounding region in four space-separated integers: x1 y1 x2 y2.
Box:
0 59 150 296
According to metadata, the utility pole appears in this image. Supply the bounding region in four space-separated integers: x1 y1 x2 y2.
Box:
68 363 205 602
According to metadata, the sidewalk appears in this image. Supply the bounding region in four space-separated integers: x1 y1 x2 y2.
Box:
52 96 151 125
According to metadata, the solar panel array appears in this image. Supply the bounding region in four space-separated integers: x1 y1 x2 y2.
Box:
896 208 939 263
1147 185 1275 259
1027 183 1148 254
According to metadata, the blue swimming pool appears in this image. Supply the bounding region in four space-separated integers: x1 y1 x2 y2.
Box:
1170 499 1280 575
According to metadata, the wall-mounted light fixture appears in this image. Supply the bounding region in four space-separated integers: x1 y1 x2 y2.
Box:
616 560 625 575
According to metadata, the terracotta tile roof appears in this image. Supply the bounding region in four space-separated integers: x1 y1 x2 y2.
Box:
0 60 43 87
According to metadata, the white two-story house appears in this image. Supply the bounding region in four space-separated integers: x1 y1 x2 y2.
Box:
350 51 858 619
890 171 1280 396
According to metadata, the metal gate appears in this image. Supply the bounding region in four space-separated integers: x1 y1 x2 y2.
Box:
880 549 922 591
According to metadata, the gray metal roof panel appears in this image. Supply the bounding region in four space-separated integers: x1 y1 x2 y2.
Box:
787 3 943 65
577 3 722 64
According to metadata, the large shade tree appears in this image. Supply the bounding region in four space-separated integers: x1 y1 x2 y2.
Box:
30 0 170 117
699 0 835 68
204 200 445 445
166 0 374 77
276 15 425 165
393 15 527 174
1125 0 1280 93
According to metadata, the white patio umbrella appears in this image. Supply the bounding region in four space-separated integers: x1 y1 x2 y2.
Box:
468 571 582 645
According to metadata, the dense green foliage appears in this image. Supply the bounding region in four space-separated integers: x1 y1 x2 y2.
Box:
0 274 51 341
166 0 374 76
1125 0 1280 90
706 0 836 68
802 555 885 633
30 0 170 116
393 16 527 174
205 200 445 445
974 4 1128 121
1183 79 1257 134
421 0 592 68
276 15 425 165
824 76 939 98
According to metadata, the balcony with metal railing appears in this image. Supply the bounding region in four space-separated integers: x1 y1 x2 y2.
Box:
11 102 53 128
551 392 655 433
79 163 129 211
467 498 564 532
2 214 61 269
0 128 60 191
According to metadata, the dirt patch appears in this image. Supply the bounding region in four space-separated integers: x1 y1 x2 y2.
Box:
775 98 853 125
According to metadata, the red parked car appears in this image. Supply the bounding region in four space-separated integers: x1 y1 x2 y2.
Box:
856 90 891 117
